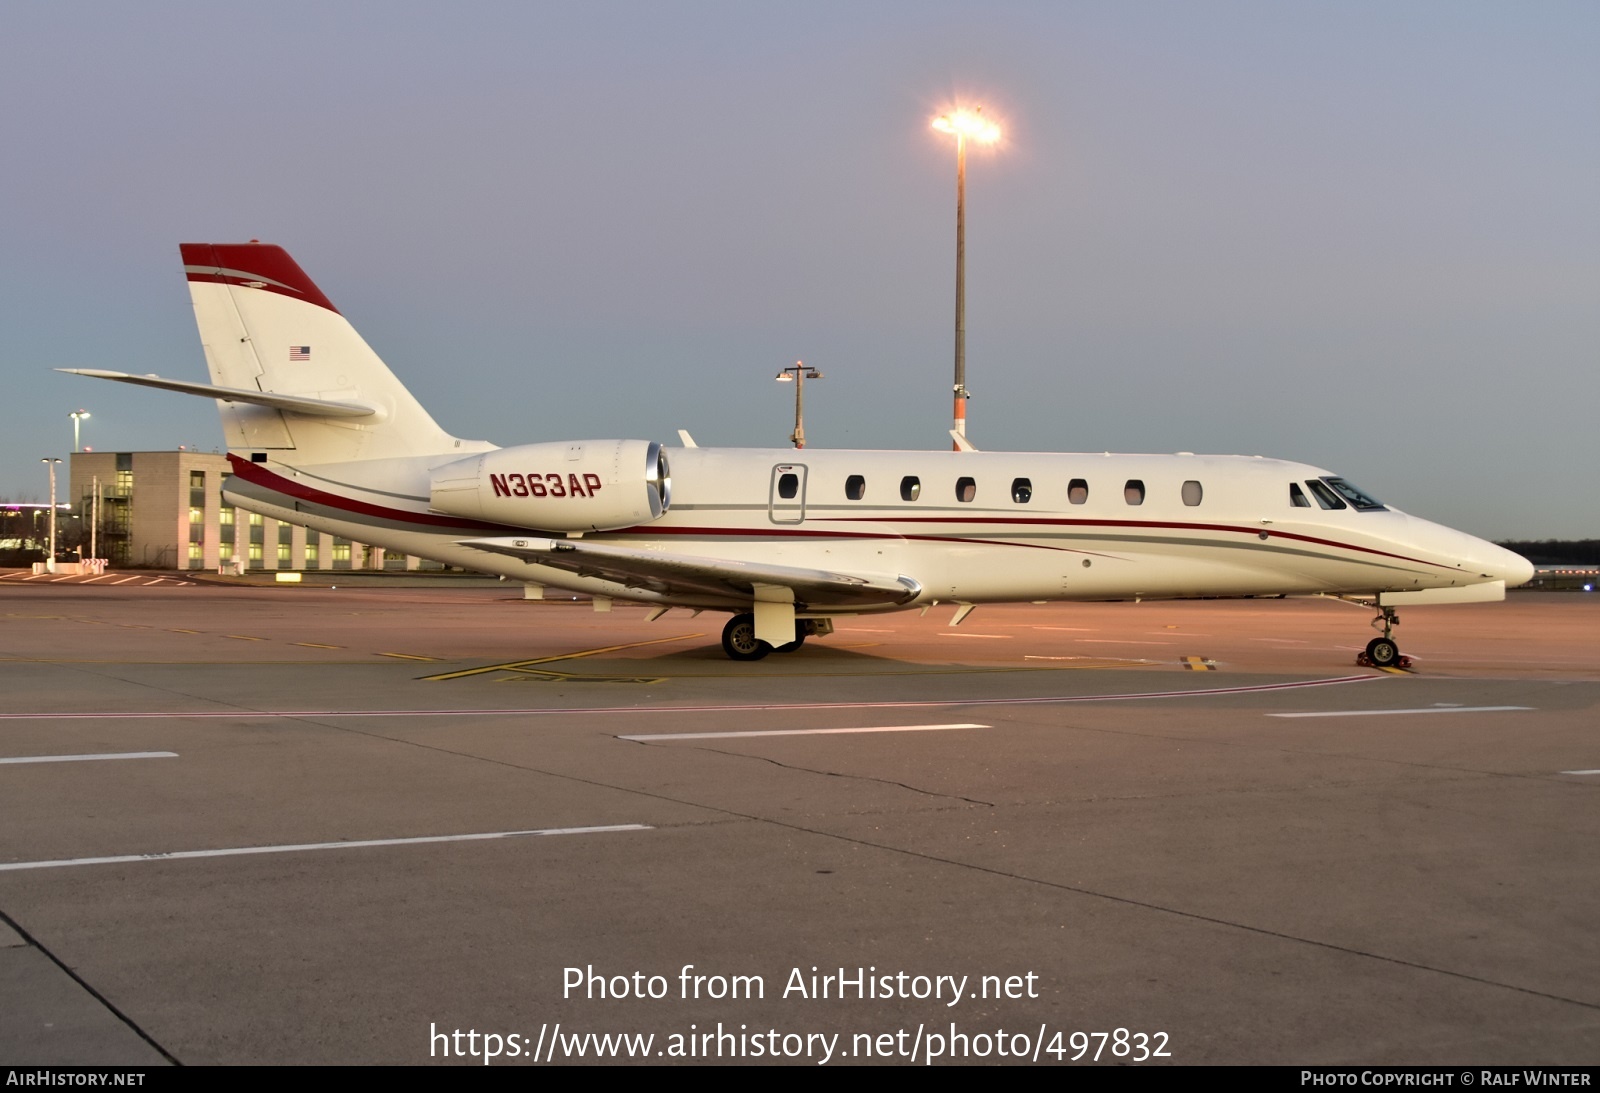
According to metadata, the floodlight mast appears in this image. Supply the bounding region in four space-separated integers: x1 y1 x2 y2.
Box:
775 361 823 448
931 107 1000 451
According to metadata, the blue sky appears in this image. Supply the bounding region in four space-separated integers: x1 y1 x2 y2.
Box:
3 1 1595 537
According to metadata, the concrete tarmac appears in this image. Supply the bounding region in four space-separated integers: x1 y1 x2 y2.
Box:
1 577 1596 1065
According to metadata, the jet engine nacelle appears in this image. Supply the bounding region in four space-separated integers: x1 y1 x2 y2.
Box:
429 440 670 532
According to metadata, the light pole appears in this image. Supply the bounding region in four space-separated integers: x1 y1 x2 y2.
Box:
931 107 1001 450
40 458 62 572
775 361 823 449
69 409 91 452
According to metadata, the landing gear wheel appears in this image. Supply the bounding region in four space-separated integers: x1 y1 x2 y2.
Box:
721 613 770 661
1365 636 1400 668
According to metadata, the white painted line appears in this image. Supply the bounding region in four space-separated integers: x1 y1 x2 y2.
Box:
0 674 1386 720
1077 639 1173 645
938 633 1011 639
112 576 141 585
1269 706 1534 719
621 723 988 742
0 824 651 873
81 574 116 583
0 751 177 766
1560 770 1600 776
1032 626 1096 631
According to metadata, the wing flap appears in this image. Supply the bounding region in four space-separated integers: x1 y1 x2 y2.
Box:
460 536 921 608
58 368 381 419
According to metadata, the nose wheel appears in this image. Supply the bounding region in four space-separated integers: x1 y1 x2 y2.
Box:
1358 606 1411 669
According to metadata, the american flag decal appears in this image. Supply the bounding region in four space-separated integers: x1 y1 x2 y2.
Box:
289 346 311 361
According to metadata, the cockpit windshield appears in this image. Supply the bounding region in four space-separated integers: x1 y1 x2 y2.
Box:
1320 477 1386 511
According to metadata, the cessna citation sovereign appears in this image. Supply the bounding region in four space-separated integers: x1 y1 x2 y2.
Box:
64 243 1532 664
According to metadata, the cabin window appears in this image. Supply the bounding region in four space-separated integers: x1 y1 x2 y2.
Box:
1305 480 1347 510
1124 480 1145 506
956 476 977 503
777 473 799 500
1181 480 1203 506
900 476 921 502
845 474 866 501
1011 478 1032 504
1290 483 1311 507
1321 477 1387 511
1068 479 1089 505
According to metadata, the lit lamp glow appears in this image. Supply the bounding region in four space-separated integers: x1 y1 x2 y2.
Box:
69 409 91 452
931 106 1001 450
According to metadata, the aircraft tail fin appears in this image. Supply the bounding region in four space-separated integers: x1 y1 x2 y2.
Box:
180 242 463 463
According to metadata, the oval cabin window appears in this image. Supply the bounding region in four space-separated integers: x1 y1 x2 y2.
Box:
777 473 799 500
1181 480 1203 506
956 477 977 503
1068 479 1089 505
900 476 921 502
845 474 865 501
1124 480 1145 506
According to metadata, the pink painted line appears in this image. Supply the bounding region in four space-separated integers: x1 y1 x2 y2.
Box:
0 675 1383 721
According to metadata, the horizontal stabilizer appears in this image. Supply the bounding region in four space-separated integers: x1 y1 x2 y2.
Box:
459 536 921 609
58 368 381 420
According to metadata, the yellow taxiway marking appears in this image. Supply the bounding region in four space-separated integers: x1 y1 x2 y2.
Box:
167 628 200 634
223 634 266 641
422 634 704 681
1378 666 1412 675
377 652 442 661
1182 655 1217 671
293 642 343 649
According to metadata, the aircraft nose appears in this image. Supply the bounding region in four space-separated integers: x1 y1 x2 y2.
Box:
1490 544 1535 588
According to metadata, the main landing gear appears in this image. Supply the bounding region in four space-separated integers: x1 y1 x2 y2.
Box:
1358 605 1411 669
719 614 812 661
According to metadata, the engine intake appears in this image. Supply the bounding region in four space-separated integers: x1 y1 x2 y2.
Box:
429 440 670 532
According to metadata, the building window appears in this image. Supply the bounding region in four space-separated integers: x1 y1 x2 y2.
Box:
1181 480 1203 506
1068 479 1089 505
845 475 865 501
955 477 977 503
219 506 235 526
305 539 319 565
248 542 263 563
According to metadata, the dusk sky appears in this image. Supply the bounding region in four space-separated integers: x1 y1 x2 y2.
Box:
3 2 1595 538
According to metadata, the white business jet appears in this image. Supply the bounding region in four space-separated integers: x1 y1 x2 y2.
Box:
63 243 1532 664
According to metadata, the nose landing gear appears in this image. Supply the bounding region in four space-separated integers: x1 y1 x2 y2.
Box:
1358 605 1411 669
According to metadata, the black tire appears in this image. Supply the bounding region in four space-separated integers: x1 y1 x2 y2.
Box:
1366 636 1400 667
721 613 770 661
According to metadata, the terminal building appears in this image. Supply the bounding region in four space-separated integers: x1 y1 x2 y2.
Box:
69 451 427 571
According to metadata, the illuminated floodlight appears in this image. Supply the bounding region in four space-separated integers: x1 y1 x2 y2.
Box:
931 108 1001 145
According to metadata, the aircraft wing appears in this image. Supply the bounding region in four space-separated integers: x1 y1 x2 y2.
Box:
459 536 921 608
58 369 380 419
